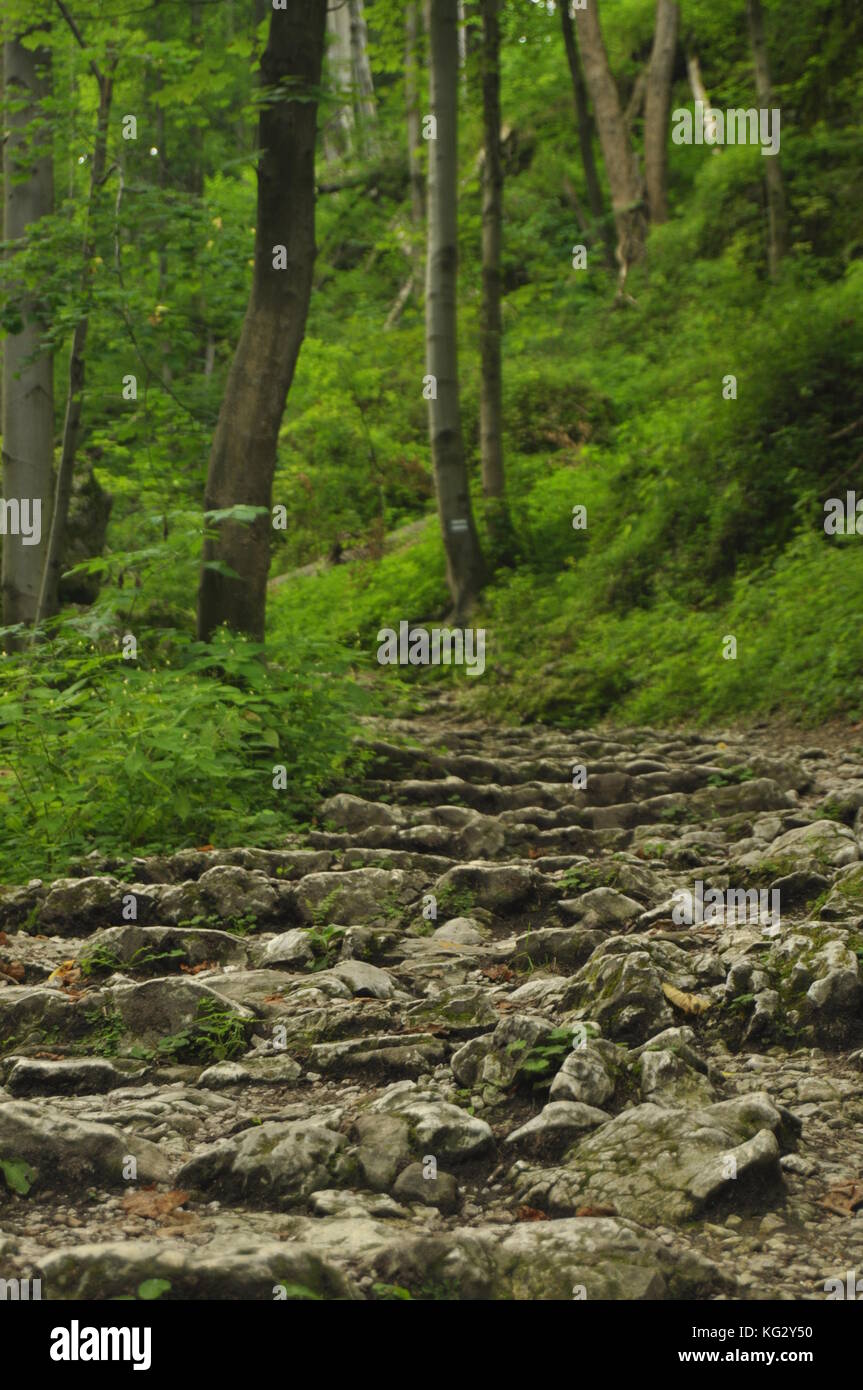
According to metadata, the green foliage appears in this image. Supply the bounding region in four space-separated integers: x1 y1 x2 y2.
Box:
154 997 250 1064
276 1284 324 1301
0 1157 36 1196
83 1005 125 1057
506 1028 576 1089
305 924 347 971
0 615 370 883
79 944 185 977
434 885 476 919
137 1279 172 1301
1 0 862 900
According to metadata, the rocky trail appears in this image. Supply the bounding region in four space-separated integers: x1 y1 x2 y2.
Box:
3 701 863 1301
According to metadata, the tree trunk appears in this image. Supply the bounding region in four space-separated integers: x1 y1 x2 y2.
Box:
686 52 719 146
2 32 54 642
457 0 467 75
746 0 788 279
36 63 115 626
573 0 646 293
324 0 354 161
559 0 614 268
197 0 326 642
425 0 486 620
348 0 379 157
624 69 647 130
405 0 425 230
478 0 510 559
644 0 679 223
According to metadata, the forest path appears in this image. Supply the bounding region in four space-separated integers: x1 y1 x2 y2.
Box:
2 701 863 1300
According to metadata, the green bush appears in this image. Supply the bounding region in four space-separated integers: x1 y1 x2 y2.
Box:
0 621 370 883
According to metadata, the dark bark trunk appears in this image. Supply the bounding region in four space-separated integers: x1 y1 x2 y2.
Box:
197 0 327 642
425 0 486 620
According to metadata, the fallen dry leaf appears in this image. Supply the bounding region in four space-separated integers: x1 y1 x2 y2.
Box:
516 1205 549 1222
576 1204 617 1217
481 964 515 983
0 960 25 982
47 960 79 984
180 961 217 975
819 1181 863 1217
661 981 713 1016
123 1189 190 1221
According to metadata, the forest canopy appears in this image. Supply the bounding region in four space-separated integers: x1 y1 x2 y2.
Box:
1 0 861 882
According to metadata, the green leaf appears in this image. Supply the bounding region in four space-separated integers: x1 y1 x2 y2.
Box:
137 1278 172 1300
0 1157 36 1195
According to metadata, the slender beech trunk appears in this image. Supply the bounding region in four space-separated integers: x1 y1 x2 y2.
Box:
197 0 326 642
573 0 646 292
686 52 719 146
425 0 485 620
478 0 510 557
348 0 379 157
2 31 54 641
384 0 425 327
559 0 614 268
457 0 468 82
36 50 115 626
405 0 425 231
644 0 679 223
188 2 205 198
746 0 788 279
324 0 354 161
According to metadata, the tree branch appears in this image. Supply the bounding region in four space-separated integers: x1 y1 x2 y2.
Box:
53 0 105 87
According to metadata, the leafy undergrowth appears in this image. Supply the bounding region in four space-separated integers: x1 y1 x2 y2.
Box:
0 621 371 883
